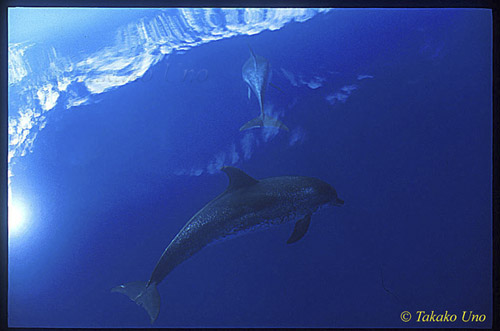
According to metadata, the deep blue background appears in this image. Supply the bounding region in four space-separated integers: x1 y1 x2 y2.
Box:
8 9 492 327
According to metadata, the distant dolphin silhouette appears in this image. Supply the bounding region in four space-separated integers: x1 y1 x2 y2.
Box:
112 167 343 323
240 46 289 131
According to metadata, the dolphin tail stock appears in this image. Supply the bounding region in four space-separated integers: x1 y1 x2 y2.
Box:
111 281 161 324
239 114 289 132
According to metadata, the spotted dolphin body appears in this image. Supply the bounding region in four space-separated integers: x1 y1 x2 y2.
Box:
240 47 289 131
112 167 343 323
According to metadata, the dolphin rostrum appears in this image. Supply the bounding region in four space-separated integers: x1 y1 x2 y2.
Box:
112 167 343 323
240 46 289 131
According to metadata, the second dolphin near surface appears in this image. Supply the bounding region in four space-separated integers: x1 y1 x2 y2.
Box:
112 166 343 323
240 47 289 131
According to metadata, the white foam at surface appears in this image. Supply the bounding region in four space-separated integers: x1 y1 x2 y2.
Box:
8 8 332 179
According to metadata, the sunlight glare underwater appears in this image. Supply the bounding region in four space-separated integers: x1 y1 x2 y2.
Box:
8 198 29 238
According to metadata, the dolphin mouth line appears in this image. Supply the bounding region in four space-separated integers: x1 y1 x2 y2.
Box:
324 199 344 208
315 203 331 212
332 198 344 207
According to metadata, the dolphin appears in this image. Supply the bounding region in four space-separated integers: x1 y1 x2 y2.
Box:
112 166 343 323
240 46 289 132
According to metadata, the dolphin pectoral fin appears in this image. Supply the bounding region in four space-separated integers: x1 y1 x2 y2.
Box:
239 116 264 131
247 87 251 100
112 281 161 324
287 214 312 244
269 82 285 94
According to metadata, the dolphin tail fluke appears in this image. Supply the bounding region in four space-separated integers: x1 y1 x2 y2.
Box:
239 116 264 131
111 281 160 324
263 116 289 131
239 115 289 132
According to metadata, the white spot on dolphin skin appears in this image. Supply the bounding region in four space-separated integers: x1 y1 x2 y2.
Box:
301 187 315 195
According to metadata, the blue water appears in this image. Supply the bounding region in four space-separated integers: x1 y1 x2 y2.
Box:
7 8 492 328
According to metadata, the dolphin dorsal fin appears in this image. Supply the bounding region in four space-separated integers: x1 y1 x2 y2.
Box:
222 167 258 192
247 44 257 70
247 44 256 61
